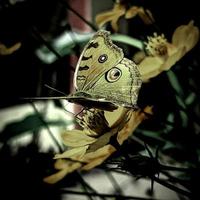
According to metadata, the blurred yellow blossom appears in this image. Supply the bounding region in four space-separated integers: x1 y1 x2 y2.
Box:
135 20 199 82
43 106 152 184
0 42 21 55
95 2 154 32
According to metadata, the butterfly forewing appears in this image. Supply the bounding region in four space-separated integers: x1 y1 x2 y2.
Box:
74 31 124 90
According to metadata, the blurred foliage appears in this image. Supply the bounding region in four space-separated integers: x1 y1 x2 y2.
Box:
0 113 68 142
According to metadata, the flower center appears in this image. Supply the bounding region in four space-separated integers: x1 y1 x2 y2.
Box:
145 33 168 57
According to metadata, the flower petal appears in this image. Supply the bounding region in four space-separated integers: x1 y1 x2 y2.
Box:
125 6 139 19
61 130 96 147
96 12 119 28
95 3 126 32
0 42 21 55
43 162 81 184
54 145 89 159
133 51 146 64
138 9 154 24
161 47 186 71
105 107 129 128
43 168 69 184
54 159 71 170
81 144 116 170
172 20 199 51
138 56 163 81
117 106 153 144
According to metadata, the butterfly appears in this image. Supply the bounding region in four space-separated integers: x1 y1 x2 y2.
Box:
65 30 142 111
26 30 142 111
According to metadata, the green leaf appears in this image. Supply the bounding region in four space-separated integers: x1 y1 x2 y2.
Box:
36 32 93 64
136 129 165 142
179 110 188 128
185 92 196 105
175 95 186 109
162 141 177 151
111 34 143 50
167 70 184 97
0 114 70 142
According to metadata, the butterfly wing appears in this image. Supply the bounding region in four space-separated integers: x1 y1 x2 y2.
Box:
74 30 124 90
84 58 142 108
68 30 142 111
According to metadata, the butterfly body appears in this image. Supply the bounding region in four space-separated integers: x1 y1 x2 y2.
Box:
67 30 142 111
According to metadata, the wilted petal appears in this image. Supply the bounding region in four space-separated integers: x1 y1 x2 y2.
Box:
0 42 21 55
54 159 71 170
125 6 154 25
125 6 139 19
43 168 69 184
96 12 119 28
106 107 130 129
144 9 155 24
95 3 126 32
43 162 81 184
110 17 121 32
117 106 153 144
172 20 199 51
54 145 89 159
61 130 96 147
81 144 116 170
87 129 117 153
138 8 154 25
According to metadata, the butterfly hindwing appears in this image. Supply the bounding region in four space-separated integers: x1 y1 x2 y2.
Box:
85 58 142 108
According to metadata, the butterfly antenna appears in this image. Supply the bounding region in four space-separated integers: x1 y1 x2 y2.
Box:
74 107 86 118
44 84 67 96
63 108 82 121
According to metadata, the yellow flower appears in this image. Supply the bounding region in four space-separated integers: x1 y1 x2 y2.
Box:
95 2 154 32
43 106 152 184
135 21 199 82
0 42 21 55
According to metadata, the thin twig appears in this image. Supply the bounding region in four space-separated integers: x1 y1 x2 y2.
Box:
160 164 194 173
31 26 62 59
30 101 64 152
59 0 98 31
152 176 192 198
106 171 123 195
61 189 160 200
77 172 106 200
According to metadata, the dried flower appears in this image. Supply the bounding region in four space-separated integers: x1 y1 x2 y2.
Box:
0 42 21 55
43 106 152 184
135 21 199 82
95 2 154 32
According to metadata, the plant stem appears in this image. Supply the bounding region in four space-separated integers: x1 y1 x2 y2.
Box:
61 189 160 200
59 0 98 31
30 101 64 152
152 176 191 198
